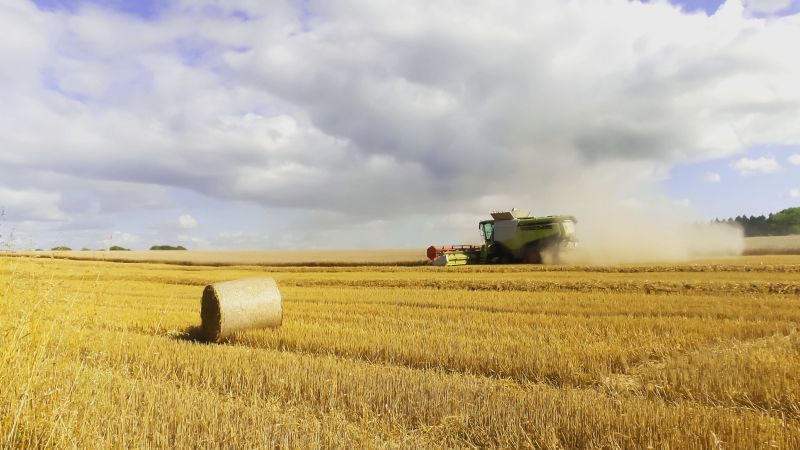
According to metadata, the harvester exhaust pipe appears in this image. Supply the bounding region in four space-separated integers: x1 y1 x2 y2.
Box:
200 278 282 342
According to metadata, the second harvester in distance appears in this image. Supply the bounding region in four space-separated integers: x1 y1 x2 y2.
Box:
427 209 578 265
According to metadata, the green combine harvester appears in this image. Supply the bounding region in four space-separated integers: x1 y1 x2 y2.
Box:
427 209 578 265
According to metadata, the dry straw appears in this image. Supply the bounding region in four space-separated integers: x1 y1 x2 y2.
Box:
200 278 282 342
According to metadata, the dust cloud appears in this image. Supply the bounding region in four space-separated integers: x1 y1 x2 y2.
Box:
544 196 745 265
522 164 745 265
556 214 744 265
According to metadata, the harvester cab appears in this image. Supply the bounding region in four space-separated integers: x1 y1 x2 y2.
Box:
428 209 577 266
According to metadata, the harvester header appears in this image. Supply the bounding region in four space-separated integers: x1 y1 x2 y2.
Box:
427 209 577 266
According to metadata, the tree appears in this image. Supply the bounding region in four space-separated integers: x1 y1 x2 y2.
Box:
150 245 187 251
109 245 131 251
771 207 800 235
715 207 800 236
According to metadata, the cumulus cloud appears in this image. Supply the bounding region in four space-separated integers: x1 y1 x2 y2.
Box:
789 153 800 165
791 188 800 198
178 214 198 229
730 156 780 175
743 0 794 14
704 171 722 182
1 0 800 248
177 234 203 245
0 186 65 221
104 230 139 248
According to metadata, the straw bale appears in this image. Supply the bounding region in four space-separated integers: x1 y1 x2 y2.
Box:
201 278 282 342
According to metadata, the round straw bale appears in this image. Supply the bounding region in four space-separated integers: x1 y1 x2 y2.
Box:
201 278 282 342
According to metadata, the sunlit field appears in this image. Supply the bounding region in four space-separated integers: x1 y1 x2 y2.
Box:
745 235 800 255
8 233 800 267
2 254 799 448
8 249 425 266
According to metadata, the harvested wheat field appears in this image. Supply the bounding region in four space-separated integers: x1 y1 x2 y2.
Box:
12 248 427 266
2 254 800 449
745 235 800 255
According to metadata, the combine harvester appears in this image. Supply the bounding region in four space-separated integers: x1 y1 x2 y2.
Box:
427 209 578 266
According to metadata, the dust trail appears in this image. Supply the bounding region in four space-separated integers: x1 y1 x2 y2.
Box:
523 163 745 265
553 204 744 265
558 218 743 265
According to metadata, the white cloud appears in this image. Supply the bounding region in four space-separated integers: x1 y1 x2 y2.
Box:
789 153 800 165
0 187 64 221
791 188 800 198
704 171 722 182
2 0 800 246
177 234 204 245
105 231 139 248
730 157 780 175
178 214 198 229
743 0 793 14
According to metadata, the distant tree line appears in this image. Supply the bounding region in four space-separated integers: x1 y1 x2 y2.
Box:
715 207 800 237
47 244 187 251
150 245 187 250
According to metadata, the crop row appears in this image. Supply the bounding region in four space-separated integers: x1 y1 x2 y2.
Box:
19 275 800 418
8 321 799 449
2 256 800 448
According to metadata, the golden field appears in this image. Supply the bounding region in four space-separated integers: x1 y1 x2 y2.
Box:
9 249 426 266
7 233 800 267
745 235 800 255
2 254 800 449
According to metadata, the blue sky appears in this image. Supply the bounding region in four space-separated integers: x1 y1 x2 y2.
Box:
32 0 166 18
664 0 800 15
668 0 728 14
666 146 800 217
30 0 800 19
1 0 799 250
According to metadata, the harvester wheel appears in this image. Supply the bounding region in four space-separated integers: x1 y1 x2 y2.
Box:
523 244 542 264
489 244 512 264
